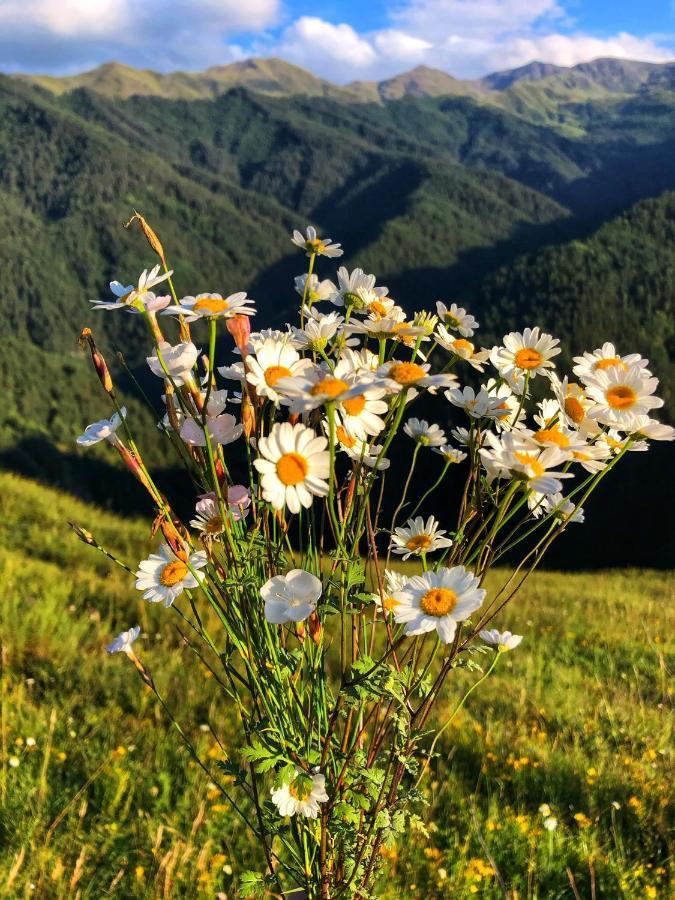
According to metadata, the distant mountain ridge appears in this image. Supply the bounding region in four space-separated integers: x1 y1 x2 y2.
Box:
13 55 675 107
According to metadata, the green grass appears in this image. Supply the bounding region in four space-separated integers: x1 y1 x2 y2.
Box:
0 472 672 898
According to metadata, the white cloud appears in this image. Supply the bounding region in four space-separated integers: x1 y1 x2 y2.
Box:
278 17 377 70
0 0 279 71
373 30 433 64
393 0 565 40
500 32 675 69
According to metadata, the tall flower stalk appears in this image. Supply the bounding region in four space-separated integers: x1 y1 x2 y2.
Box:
74 216 673 899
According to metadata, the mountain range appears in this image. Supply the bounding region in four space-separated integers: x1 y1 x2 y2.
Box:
0 55 673 563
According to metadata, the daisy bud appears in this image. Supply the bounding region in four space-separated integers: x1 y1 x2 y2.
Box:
160 519 189 557
241 393 256 439
124 211 166 266
226 314 251 357
343 472 357 520
79 328 115 397
164 385 181 434
116 443 156 498
69 522 96 546
308 611 322 646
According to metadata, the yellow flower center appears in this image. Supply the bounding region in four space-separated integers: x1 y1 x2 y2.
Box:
564 396 585 424
595 356 625 371
205 515 224 535
405 534 432 552
514 451 545 478
452 339 474 355
305 238 326 254
276 452 309 486
606 385 637 409
194 297 229 315
311 377 349 399
388 362 426 385
160 561 189 586
336 425 357 448
514 348 544 370
264 365 292 387
420 587 458 617
534 426 570 448
289 779 313 801
367 300 389 318
382 596 398 612
444 314 460 328
342 394 366 416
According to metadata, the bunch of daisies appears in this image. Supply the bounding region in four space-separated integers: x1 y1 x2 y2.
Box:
76 216 671 898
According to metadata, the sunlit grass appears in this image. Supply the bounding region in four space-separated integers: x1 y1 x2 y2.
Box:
1 473 672 897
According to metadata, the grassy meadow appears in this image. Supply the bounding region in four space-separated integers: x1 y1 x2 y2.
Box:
0 471 672 898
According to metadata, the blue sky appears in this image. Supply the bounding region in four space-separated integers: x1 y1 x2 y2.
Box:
0 1 673 81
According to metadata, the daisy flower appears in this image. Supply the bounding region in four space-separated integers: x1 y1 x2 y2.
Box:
584 365 664 425
333 428 390 470
271 768 329 818
490 327 561 391
292 310 344 351
572 342 651 383
338 348 380 377
91 265 172 311
294 273 336 304
76 408 126 447
347 315 428 345
508 446 574 495
435 302 478 337
135 543 208 607
328 266 387 309
445 385 512 420
245 337 314 404
432 444 468 464
329 361 388 438
261 569 323 624
376 360 456 395
531 417 595 457
362 296 398 320
537 492 585 524
435 326 489 370
106 626 141 655
567 442 610 474
549 374 598 432
403 418 447 447
276 367 380 419
254 422 330 513
392 566 486 643
147 341 199 386
390 516 453 561
597 429 649 456
372 569 410 616
180 413 243 447
190 490 249 536
291 225 343 258
479 629 523 651
483 379 525 431
162 292 256 321
624 415 675 441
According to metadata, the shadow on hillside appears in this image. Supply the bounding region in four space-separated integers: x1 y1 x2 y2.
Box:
4 433 672 569
381 213 590 304
0 436 191 520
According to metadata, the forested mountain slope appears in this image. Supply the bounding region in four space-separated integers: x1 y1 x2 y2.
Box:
0 63 673 563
